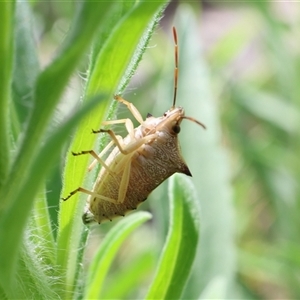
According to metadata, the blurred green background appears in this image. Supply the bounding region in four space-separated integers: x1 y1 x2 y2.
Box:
34 1 300 299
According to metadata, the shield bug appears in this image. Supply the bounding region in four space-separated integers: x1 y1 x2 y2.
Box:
62 27 206 224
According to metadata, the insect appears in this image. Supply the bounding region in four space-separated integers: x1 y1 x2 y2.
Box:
62 27 205 224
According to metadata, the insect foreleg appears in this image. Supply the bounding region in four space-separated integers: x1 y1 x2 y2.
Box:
114 95 144 125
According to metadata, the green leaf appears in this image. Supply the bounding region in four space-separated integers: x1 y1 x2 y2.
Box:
56 1 169 298
11 0 39 137
169 6 236 298
0 1 14 187
101 251 154 299
10 1 56 272
84 211 152 299
0 93 107 294
233 85 300 134
30 186 56 267
146 174 200 299
0 1 114 290
0 1 114 210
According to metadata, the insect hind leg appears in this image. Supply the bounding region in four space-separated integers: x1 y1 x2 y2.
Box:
62 187 93 201
62 186 119 204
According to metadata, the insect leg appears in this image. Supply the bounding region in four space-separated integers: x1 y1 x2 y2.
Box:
117 154 132 203
62 186 119 204
88 139 116 171
114 95 144 125
101 118 135 140
72 150 114 174
97 129 158 155
62 187 94 201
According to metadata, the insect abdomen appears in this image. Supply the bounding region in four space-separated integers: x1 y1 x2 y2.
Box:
89 132 190 223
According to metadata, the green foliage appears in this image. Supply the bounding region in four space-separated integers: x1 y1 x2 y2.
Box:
84 212 152 299
206 2 300 299
0 1 299 299
0 1 170 299
146 174 200 299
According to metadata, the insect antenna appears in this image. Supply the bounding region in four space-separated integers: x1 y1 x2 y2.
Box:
172 26 178 109
182 116 206 129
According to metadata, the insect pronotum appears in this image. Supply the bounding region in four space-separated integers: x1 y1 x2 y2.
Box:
62 27 206 224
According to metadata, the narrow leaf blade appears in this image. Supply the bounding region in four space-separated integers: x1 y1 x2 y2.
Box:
146 174 200 299
84 212 152 299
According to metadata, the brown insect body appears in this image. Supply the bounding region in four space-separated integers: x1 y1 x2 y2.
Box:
85 107 191 224
63 27 205 225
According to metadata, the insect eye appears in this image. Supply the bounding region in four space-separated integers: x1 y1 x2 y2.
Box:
163 112 167 117
172 124 181 134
